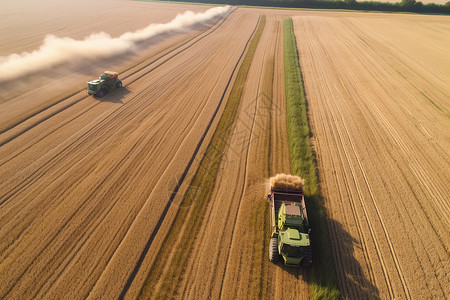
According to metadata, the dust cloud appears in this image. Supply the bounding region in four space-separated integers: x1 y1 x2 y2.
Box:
0 6 232 82
270 174 304 191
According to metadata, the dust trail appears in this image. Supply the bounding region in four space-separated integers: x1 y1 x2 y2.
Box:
269 173 304 191
0 6 232 82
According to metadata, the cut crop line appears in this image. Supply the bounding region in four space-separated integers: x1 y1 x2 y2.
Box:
0 93 89 147
1 132 145 298
217 86 261 300
321 105 376 297
333 84 411 300
352 84 449 225
218 17 268 300
136 14 265 299
419 123 432 138
0 100 102 167
300 25 376 297
0 9 234 146
259 22 278 300
324 84 394 298
0 93 157 207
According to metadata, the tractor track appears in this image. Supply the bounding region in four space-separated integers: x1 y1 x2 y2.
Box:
315 66 396 299
217 32 264 300
0 9 235 207
0 89 171 293
335 17 448 293
303 19 406 299
342 24 450 226
1 7 260 298
314 90 377 299
125 13 262 299
333 84 411 300
0 9 234 148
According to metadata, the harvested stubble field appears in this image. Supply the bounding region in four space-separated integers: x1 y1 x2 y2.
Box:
293 12 450 299
0 1 449 299
379 0 448 4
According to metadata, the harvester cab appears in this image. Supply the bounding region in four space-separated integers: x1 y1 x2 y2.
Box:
278 203 309 232
277 203 312 266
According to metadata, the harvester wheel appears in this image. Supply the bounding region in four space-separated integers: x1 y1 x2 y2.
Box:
96 89 105 98
116 80 122 88
301 247 312 267
269 237 279 263
301 257 312 267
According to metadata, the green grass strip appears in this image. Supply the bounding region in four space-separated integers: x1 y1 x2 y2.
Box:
138 15 266 299
283 17 340 300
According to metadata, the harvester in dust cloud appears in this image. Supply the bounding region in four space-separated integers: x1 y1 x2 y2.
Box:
87 71 123 98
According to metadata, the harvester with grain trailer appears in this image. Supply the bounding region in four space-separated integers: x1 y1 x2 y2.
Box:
268 174 312 267
87 71 122 98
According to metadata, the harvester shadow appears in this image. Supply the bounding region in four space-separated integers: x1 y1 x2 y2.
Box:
301 80 378 296
327 218 379 299
277 260 311 281
95 87 131 104
275 217 378 298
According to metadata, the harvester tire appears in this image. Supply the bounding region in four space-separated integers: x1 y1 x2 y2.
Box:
301 257 312 267
301 247 312 267
116 80 122 88
269 237 279 263
96 89 105 98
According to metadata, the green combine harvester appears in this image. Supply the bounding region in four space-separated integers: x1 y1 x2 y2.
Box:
268 175 312 267
87 71 122 98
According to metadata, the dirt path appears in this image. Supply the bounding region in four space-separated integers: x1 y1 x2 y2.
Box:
293 13 450 299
